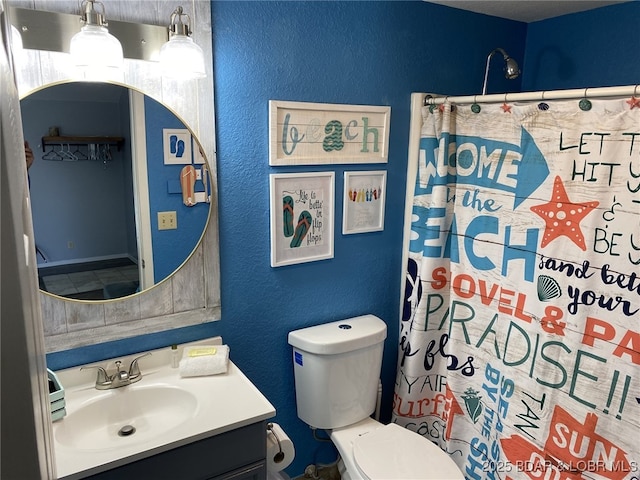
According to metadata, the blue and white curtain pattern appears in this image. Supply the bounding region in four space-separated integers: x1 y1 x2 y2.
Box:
393 94 640 479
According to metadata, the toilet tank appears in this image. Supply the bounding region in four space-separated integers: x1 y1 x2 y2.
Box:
288 315 387 430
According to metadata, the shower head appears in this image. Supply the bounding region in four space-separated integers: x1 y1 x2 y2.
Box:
503 54 520 80
482 48 521 95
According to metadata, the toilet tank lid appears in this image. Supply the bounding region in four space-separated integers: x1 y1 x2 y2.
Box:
288 315 387 355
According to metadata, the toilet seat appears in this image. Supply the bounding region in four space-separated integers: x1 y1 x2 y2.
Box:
352 423 463 480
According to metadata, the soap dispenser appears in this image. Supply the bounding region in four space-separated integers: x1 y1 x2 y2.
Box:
170 344 180 368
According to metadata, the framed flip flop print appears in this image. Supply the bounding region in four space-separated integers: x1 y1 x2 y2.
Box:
342 170 387 234
269 172 335 267
163 128 192 165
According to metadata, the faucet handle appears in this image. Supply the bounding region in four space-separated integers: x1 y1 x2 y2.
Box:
128 352 152 377
80 365 109 385
114 361 129 380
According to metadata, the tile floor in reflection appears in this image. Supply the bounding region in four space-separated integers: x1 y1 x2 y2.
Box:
41 264 139 298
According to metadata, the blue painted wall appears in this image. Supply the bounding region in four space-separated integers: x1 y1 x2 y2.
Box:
211 2 525 473
522 2 640 91
46 1 639 477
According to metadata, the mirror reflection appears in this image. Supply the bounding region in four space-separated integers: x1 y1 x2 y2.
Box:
21 82 211 301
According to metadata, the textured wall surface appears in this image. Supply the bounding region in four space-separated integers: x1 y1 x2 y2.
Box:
40 0 638 477
210 2 526 474
522 2 640 91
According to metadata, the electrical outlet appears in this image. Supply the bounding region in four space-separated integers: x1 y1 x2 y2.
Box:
67 241 74 249
158 211 177 230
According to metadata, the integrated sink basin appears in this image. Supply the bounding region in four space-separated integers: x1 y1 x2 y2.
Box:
55 384 198 451
51 339 276 479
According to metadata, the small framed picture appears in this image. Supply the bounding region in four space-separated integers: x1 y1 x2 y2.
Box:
163 128 192 165
343 170 386 234
270 172 335 267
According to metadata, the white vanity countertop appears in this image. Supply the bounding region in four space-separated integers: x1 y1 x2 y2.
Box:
52 338 276 479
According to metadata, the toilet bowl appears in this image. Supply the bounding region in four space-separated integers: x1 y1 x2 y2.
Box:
288 316 464 480
330 418 463 480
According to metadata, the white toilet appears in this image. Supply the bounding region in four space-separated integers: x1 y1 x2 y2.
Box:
288 315 463 480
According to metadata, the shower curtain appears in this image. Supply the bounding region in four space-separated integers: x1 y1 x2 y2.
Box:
393 93 639 479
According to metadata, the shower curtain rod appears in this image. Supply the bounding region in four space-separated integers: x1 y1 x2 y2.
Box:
424 84 639 105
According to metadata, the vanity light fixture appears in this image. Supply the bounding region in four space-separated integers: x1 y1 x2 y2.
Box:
159 6 206 80
69 0 124 80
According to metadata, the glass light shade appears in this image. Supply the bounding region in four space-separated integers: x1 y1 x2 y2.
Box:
10 25 24 54
69 24 124 80
10 25 25 66
159 34 206 79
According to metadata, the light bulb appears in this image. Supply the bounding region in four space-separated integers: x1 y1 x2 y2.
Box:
159 34 206 80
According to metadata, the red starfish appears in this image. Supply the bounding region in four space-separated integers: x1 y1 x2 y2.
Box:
501 102 512 113
626 96 640 109
438 103 446 113
530 176 599 251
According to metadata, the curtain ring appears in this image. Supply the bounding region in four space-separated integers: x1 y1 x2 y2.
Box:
471 95 481 113
541 91 545 100
579 88 592 111
438 96 449 112
634 85 639 97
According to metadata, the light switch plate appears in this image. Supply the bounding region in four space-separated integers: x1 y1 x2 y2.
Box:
158 211 177 230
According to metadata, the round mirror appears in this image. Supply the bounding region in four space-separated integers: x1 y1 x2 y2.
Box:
21 82 211 301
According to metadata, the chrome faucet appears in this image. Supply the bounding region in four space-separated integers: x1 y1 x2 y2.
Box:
82 353 151 390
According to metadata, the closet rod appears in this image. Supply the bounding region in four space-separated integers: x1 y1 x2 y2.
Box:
425 84 639 105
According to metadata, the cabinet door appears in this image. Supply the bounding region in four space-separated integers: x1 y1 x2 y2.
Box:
209 461 266 480
84 421 267 480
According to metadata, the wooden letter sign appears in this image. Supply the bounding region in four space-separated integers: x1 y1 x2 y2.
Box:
269 100 390 166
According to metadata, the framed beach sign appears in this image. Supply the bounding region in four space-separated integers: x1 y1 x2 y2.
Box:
269 100 391 166
269 172 335 267
343 170 387 234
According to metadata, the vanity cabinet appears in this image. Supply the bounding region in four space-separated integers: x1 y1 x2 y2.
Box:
83 421 267 480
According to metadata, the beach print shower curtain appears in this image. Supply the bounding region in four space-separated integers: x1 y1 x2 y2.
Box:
393 95 640 479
